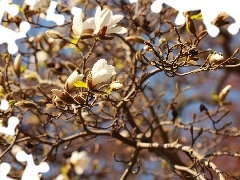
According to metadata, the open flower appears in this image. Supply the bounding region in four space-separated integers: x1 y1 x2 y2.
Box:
72 6 127 37
70 151 90 175
93 6 127 36
72 12 95 37
65 71 84 91
87 59 116 88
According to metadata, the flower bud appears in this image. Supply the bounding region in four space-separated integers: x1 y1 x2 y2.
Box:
51 89 76 104
0 72 4 86
126 36 145 44
13 54 22 78
219 85 231 105
73 94 86 104
135 51 143 61
15 100 37 109
185 14 196 36
46 30 63 39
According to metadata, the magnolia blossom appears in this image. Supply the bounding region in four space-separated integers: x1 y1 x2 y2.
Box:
65 71 84 90
72 12 95 37
73 6 127 37
92 6 127 36
89 59 116 87
70 151 90 175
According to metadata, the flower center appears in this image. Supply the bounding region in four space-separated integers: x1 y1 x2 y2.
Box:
97 26 107 37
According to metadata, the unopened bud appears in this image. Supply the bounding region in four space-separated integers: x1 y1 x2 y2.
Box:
219 85 231 105
0 72 4 86
51 89 76 104
13 54 22 78
126 36 145 44
15 100 37 109
46 30 64 39
135 51 143 61
185 14 196 36
73 95 86 104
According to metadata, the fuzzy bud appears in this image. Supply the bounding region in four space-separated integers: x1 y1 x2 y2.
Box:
13 54 22 78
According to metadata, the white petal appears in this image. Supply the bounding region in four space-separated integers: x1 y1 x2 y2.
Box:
72 13 83 36
108 14 124 28
92 68 116 85
92 59 107 74
95 6 102 20
67 71 84 85
106 27 127 34
83 17 95 31
96 9 112 33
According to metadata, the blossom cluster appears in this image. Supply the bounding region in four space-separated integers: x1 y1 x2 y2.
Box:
50 5 126 108
72 6 127 38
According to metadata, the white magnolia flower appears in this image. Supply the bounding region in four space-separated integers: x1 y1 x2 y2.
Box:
88 59 116 87
65 71 84 90
86 6 127 36
72 12 95 37
70 151 90 175
110 81 123 90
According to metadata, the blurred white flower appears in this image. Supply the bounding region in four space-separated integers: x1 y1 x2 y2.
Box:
70 151 90 175
88 59 116 88
0 100 9 111
65 71 84 91
120 130 130 137
11 145 23 156
129 0 138 3
55 174 68 180
209 53 224 62
110 81 123 90
36 50 49 61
